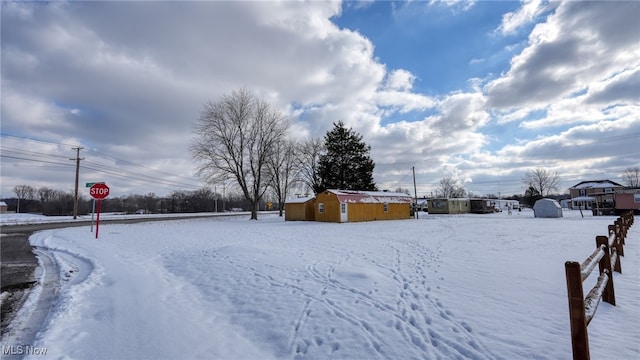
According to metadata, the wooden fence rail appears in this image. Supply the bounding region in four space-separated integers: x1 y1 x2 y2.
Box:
564 211 634 360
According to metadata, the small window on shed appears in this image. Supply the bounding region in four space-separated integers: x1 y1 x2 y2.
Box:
383 203 388 212
318 203 325 213
341 203 346 214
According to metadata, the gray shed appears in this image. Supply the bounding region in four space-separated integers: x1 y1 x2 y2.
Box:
533 198 563 218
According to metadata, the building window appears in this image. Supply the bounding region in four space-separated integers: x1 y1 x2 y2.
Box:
383 203 388 212
432 200 446 209
319 203 324 213
579 189 586 196
341 203 346 214
605 188 613 193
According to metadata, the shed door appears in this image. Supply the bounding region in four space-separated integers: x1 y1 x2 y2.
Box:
340 202 348 222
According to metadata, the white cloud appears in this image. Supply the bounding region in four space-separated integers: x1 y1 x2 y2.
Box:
384 69 415 91
1 1 638 198
486 1 640 111
497 0 548 35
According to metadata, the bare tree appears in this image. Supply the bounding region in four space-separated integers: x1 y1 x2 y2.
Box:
622 167 640 187
13 185 35 213
267 138 299 216
522 168 560 197
38 187 56 204
296 137 324 194
191 88 288 220
438 177 465 198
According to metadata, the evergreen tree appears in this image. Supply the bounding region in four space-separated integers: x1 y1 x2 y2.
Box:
315 121 376 193
524 186 542 207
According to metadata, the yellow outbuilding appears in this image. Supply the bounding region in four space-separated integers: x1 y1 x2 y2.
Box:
284 197 316 221
314 189 413 223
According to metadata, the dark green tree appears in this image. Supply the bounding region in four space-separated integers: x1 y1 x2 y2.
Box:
316 121 376 193
524 185 542 207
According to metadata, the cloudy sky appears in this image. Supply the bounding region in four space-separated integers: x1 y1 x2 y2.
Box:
2 0 639 200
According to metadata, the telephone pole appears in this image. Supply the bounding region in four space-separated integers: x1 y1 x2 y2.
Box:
70 147 84 219
412 166 418 219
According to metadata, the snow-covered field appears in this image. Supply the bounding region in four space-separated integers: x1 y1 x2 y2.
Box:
0 211 245 226
4 210 639 359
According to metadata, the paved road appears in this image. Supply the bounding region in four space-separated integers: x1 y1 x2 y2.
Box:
1 232 39 336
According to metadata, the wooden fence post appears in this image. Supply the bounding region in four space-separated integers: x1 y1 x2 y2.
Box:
595 236 615 306
609 224 623 257
615 219 624 245
610 225 622 274
565 261 590 360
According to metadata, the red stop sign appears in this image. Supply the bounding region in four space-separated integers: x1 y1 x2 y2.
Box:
90 183 110 199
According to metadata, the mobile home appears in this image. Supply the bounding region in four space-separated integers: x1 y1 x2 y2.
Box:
427 198 471 214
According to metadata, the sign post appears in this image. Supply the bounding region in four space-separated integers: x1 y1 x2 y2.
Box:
89 183 110 239
87 182 104 233
91 199 96 233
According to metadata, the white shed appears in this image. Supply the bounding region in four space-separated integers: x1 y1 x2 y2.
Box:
533 198 563 218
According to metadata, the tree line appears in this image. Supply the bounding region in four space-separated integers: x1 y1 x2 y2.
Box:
4 185 263 216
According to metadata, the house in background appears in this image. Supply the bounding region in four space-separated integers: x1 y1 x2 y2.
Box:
0 201 7 213
284 197 315 221
614 189 640 215
314 189 413 223
568 180 624 213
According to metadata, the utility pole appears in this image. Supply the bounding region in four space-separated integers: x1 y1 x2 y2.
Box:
412 166 418 219
70 147 84 219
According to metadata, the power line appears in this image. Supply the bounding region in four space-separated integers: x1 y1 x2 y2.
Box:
1 133 203 192
81 161 202 190
0 133 81 149
0 154 75 167
85 148 199 184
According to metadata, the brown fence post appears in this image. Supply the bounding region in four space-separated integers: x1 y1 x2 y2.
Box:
616 218 626 245
595 236 615 306
565 261 590 360
610 225 622 274
609 224 624 257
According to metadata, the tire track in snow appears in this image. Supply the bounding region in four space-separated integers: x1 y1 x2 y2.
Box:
2 244 97 360
1 248 60 360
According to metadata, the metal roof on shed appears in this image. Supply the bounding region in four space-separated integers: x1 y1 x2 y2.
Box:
325 189 414 204
285 196 315 204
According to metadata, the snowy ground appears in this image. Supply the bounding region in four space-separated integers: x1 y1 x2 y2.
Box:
0 211 245 226
2 210 639 359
